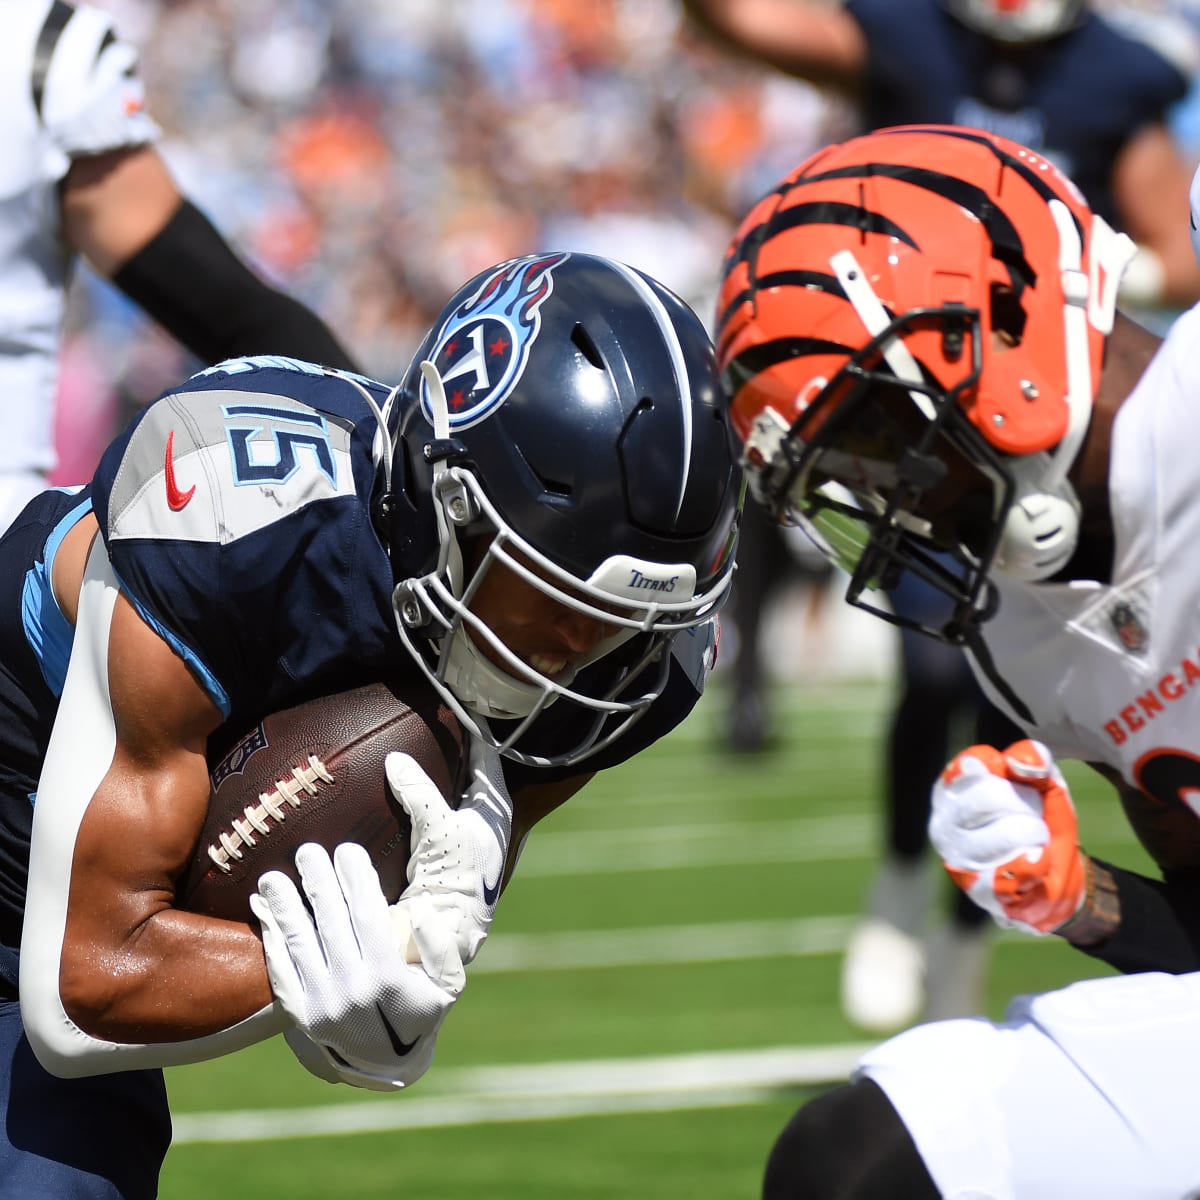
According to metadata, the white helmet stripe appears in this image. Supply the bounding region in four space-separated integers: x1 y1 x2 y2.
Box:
831 248 938 420
606 260 693 522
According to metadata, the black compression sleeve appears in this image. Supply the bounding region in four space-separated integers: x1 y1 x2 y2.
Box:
1073 859 1200 975
110 199 360 372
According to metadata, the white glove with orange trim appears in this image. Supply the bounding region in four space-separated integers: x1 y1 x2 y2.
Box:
387 738 513 969
929 739 1091 936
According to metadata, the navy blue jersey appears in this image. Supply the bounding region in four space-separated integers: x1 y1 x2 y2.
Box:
844 0 1189 226
0 356 706 958
92 357 408 735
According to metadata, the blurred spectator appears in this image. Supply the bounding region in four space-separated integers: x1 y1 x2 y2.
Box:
9 0 356 533
64 0 833 404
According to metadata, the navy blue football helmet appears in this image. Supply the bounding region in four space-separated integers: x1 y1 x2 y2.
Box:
380 252 742 767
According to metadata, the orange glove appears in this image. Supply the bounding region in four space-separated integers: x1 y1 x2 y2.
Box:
929 739 1090 936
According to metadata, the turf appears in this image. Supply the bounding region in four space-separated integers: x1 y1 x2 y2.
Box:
158 675 1145 1197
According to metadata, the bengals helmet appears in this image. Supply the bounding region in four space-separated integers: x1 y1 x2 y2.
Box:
943 0 1083 42
715 124 1134 642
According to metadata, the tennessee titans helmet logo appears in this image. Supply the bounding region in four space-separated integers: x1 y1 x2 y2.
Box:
421 253 569 430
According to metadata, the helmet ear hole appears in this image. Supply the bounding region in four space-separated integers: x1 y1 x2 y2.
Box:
571 322 605 369
995 486 1080 581
989 283 1027 346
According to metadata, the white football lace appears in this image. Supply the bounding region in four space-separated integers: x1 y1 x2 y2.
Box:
207 755 334 874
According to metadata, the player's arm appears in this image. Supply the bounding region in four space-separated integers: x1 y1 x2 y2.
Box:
21 518 288 1077
61 144 358 371
931 743 1200 975
1110 121 1200 308
679 0 866 92
1057 762 1200 976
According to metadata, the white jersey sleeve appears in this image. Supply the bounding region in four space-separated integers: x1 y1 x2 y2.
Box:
0 1 162 487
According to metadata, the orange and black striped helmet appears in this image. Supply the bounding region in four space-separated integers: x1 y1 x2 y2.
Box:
715 124 1133 641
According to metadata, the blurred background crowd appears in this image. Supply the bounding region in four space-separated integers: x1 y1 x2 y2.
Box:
57 0 1200 473
58 0 1200 474
54 0 861 482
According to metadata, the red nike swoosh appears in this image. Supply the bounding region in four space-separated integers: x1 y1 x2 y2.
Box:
164 430 196 512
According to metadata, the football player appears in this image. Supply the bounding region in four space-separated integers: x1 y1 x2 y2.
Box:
0 0 356 531
683 0 1200 1032
718 123 1200 1199
0 251 741 1197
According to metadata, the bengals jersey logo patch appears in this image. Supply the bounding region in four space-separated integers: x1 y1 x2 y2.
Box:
1110 601 1148 654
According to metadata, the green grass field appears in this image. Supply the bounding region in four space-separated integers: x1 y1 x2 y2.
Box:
157 676 1147 1198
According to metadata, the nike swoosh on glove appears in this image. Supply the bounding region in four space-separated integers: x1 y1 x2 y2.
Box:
929 739 1091 936
251 842 463 1091
387 736 513 970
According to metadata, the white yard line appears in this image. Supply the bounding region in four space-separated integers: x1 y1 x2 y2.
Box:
513 814 873 876
171 1043 876 1144
170 908 1059 1145
474 915 858 972
477 913 1045 973
513 810 1138 877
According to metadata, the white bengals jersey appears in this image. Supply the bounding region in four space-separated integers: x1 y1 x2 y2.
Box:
971 301 1200 830
0 0 158 483
856 305 1200 1200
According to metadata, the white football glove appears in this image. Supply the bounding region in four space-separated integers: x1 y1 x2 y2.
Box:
930 740 1089 936
250 842 463 1092
387 736 513 969
929 750 1050 873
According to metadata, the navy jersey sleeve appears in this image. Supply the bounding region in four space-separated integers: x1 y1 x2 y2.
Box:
90 358 407 733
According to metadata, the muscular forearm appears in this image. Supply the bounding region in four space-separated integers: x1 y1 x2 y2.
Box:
59 903 274 1043
24 536 289 1077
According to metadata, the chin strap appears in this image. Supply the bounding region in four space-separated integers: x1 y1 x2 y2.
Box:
418 360 467 599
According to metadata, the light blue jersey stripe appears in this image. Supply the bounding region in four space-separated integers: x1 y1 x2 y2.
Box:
20 497 92 697
114 573 231 720
19 497 231 719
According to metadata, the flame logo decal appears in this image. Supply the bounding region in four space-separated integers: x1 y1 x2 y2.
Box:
421 253 569 429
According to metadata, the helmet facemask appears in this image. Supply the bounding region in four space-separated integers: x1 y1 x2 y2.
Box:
392 360 733 768
748 300 1016 641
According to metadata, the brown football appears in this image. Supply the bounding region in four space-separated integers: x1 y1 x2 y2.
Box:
178 679 465 921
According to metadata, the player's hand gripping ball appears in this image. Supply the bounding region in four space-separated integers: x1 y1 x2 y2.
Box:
930 739 1091 935
178 680 465 921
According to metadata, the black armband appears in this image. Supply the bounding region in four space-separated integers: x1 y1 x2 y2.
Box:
1072 858 1200 975
111 199 359 372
